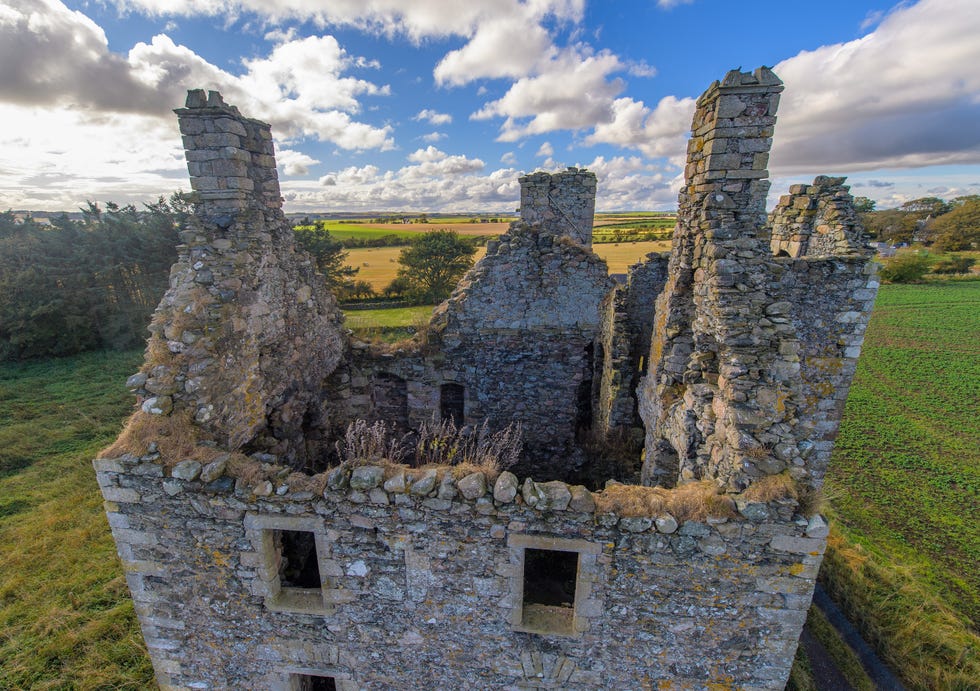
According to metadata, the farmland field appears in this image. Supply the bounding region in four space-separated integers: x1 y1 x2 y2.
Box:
298 214 675 246
820 280 980 688
828 281 980 620
345 240 671 291
297 220 511 241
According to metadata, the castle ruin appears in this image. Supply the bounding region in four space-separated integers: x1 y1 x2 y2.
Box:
95 68 879 689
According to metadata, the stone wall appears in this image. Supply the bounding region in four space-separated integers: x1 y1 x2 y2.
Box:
595 252 669 437
126 90 345 469
424 221 611 478
772 256 879 487
769 176 870 258
324 171 611 479
518 169 597 248
637 69 878 492
95 451 827 690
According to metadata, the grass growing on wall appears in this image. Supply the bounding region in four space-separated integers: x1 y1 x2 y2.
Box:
0 349 153 690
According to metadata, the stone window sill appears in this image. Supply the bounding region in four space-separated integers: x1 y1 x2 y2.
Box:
266 588 333 615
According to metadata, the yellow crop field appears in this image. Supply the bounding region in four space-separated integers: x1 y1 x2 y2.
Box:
344 240 672 291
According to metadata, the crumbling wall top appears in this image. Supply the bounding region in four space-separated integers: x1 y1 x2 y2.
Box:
769 175 873 258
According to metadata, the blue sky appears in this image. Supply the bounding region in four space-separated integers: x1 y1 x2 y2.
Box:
1 0 978 212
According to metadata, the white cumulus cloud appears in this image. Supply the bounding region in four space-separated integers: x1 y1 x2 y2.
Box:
770 0 980 173
414 109 452 125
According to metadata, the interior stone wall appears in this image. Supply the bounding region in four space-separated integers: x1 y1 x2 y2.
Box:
327 171 611 479
596 252 670 437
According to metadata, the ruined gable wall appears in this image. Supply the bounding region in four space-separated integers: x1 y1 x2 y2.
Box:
332 170 610 479
770 176 870 258
427 221 612 477
127 91 345 469
637 70 879 493
95 451 825 690
638 68 800 490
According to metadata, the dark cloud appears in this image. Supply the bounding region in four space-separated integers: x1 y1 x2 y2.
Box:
0 1 173 114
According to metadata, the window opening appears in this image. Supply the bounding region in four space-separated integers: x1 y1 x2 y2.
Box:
293 673 337 691
277 530 321 589
372 372 408 430
524 548 577 607
521 548 578 634
440 383 465 426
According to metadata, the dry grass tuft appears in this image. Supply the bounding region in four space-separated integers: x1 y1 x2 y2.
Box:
593 480 736 520
285 471 326 494
667 481 737 522
334 417 521 478
143 335 172 368
593 483 666 517
99 410 227 468
821 524 980 689
449 460 501 483
739 472 825 516
334 419 407 466
100 410 199 461
225 454 269 485
741 472 798 503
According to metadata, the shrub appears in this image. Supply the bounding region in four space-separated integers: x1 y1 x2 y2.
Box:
410 418 522 473
932 256 976 274
878 253 932 283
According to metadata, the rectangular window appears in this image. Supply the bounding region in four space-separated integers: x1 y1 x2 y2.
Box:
507 534 602 637
243 514 340 615
277 530 322 590
522 548 578 634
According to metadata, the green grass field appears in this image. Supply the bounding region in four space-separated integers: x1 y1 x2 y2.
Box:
0 350 153 689
1 280 977 688
828 281 980 619
818 280 980 688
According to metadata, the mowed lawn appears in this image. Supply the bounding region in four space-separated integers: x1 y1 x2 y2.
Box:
345 240 672 291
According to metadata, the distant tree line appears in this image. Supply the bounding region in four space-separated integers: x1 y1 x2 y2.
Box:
857 195 980 251
0 195 186 361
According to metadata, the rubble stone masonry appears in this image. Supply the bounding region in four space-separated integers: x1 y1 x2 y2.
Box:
95 453 827 690
638 69 877 492
126 90 346 469
98 69 879 689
